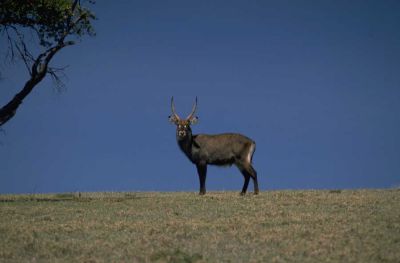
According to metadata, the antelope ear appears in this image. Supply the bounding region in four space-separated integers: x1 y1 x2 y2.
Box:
190 116 198 125
168 115 178 124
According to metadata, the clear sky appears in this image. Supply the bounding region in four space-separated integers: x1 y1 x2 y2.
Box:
1 0 399 194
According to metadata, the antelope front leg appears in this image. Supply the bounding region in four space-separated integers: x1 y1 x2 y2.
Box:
196 163 207 195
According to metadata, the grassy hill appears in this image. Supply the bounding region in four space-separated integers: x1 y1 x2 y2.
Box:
0 190 399 262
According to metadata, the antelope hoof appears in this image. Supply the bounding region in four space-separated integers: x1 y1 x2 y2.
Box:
240 191 246 196
199 191 206 195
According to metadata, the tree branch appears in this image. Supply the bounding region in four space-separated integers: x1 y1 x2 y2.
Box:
0 0 94 127
3 26 16 60
0 36 75 127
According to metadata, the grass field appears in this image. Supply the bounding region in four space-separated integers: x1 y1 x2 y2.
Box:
0 190 399 262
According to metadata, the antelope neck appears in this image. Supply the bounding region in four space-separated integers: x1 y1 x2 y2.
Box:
177 131 195 162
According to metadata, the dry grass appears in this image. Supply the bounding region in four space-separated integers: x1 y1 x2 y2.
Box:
0 190 399 262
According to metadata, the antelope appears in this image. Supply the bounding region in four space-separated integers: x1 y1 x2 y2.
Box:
169 97 259 195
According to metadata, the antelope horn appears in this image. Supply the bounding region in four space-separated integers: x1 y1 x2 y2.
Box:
186 96 198 120
171 96 180 120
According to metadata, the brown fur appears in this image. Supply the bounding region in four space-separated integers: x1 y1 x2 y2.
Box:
171 120 259 195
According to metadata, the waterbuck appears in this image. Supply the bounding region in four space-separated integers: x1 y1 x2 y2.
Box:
169 97 259 195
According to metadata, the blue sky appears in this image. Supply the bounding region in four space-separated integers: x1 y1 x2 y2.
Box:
1 0 399 193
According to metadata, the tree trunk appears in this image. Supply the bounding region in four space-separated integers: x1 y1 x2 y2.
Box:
0 73 44 127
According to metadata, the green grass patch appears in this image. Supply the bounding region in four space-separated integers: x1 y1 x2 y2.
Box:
0 190 399 262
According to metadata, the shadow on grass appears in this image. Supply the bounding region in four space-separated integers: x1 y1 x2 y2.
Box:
329 189 342 194
0 192 141 203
